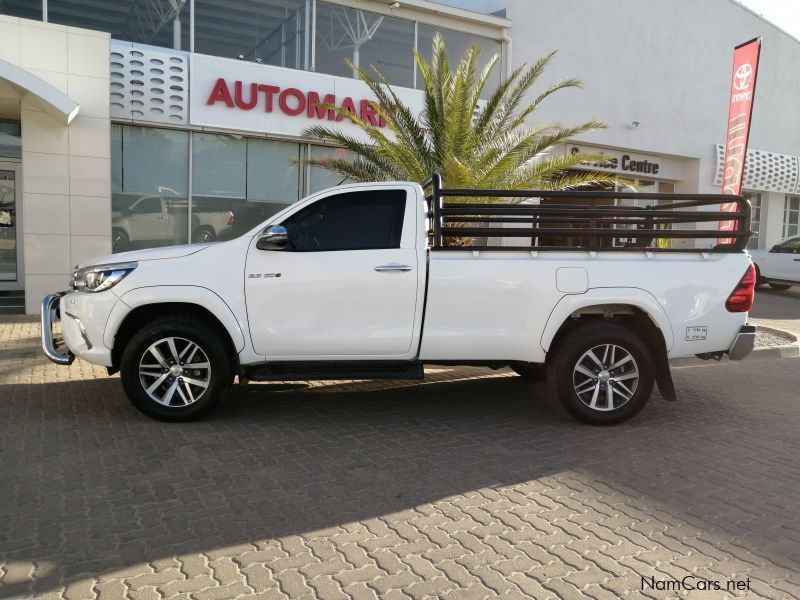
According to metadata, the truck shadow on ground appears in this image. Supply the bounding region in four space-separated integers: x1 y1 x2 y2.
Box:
1 362 797 597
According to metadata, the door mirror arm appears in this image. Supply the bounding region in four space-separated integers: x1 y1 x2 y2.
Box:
256 225 290 251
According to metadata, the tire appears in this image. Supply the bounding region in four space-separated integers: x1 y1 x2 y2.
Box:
510 362 546 380
547 322 655 425
119 315 234 421
192 226 216 244
112 228 129 253
768 283 792 291
754 265 764 286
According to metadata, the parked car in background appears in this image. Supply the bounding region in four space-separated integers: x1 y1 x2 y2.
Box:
112 195 234 253
750 236 800 291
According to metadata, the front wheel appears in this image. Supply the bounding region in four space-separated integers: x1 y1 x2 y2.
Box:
120 316 234 421
548 322 655 425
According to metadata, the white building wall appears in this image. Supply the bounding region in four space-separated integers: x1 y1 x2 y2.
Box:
506 0 800 193
0 16 111 313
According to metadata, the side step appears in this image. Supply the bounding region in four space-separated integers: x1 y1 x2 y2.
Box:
245 361 425 382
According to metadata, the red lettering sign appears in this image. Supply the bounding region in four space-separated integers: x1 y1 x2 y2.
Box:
205 78 388 128
719 38 760 243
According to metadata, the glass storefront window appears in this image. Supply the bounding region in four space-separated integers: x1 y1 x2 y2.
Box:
191 133 302 243
0 0 41 20
246 138 302 210
48 0 190 50
112 125 305 252
0 121 21 159
417 24 501 97
315 1 415 87
784 195 800 239
742 191 761 249
112 125 189 253
194 0 307 68
308 145 353 194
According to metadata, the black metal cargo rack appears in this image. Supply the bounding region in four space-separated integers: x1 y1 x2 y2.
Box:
422 172 751 252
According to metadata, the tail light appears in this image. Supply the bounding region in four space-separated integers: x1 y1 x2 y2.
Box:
725 264 756 312
227 211 235 226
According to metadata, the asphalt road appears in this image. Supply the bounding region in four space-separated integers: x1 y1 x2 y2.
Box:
0 316 799 599
750 286 800 338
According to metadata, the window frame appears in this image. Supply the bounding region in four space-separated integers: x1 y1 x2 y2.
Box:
783 195 800 240
277 188 408 252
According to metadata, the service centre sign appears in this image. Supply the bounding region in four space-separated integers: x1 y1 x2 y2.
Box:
565 144 685 182
190 54 425 139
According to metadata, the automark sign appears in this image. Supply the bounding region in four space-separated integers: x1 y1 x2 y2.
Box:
190 54 425 139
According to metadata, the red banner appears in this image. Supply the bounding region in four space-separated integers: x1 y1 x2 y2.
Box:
719 38 761 242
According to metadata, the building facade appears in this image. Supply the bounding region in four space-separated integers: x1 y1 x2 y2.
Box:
0 0 798 314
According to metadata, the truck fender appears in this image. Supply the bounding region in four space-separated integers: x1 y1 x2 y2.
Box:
540 287 675 353
104 286 246 352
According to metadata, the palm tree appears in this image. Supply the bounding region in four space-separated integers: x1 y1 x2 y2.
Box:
302 34 623 193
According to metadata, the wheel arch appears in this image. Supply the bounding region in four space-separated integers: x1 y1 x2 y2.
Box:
541 289 674 355
106 287 246 370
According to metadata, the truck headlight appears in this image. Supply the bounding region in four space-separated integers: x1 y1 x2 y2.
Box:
72 262 138 293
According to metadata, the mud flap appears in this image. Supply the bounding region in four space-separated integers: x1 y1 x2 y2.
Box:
654 345 677 402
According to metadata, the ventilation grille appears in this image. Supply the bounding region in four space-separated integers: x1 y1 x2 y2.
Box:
110 41 189 125
714 144 800 194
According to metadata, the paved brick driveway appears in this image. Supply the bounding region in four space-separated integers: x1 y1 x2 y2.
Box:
1 317 799 599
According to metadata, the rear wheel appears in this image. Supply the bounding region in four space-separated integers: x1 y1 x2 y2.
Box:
769 283 792 291
548 322 654 425
192 226 216 244
120 316 234 421
112 228 129 253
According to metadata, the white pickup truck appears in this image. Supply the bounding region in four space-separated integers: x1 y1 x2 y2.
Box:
42 175 757 425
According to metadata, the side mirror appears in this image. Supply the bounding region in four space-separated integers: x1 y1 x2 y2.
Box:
256 225 289 251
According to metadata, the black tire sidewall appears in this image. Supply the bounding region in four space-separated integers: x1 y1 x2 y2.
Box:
192 227 215 243
550 323 655 425
120 316 233 421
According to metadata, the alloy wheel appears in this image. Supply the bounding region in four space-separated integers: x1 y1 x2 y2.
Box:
572 344 639 411
138 337 211 407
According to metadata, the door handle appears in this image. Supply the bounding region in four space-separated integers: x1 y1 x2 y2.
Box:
794 258 800 261
374 264 412 272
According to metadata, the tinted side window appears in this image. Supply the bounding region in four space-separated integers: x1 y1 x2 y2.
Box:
135 197 162 213
281 190 406 251
782 238 800 252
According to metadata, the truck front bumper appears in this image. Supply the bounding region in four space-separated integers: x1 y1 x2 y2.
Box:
41 291 116 367
728 324 757 361
41 292 74 365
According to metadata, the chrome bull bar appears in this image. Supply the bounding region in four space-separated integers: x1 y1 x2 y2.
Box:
41 292 75 365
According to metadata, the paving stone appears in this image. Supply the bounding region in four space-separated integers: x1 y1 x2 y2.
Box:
0 315 798 599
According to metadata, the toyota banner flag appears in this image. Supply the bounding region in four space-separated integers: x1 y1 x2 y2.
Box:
719 37 761 243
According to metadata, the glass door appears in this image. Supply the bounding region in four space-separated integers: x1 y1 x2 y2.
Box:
0 164 20 283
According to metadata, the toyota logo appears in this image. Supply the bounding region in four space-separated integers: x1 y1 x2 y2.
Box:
734 63 753 90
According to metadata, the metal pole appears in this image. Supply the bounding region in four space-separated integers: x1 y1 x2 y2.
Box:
190 0 195 52
432 172 442 248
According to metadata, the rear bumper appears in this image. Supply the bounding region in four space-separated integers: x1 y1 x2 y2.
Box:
41 292 74 365
728 324 757 361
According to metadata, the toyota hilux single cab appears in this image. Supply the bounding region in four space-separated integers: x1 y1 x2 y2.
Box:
42 174 757 425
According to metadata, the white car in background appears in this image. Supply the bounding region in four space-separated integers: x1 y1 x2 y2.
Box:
750 236 800 291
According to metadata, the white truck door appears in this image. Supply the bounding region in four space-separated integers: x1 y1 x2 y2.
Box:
244 187 421 359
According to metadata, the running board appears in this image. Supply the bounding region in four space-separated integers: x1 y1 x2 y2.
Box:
245 361 425 382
